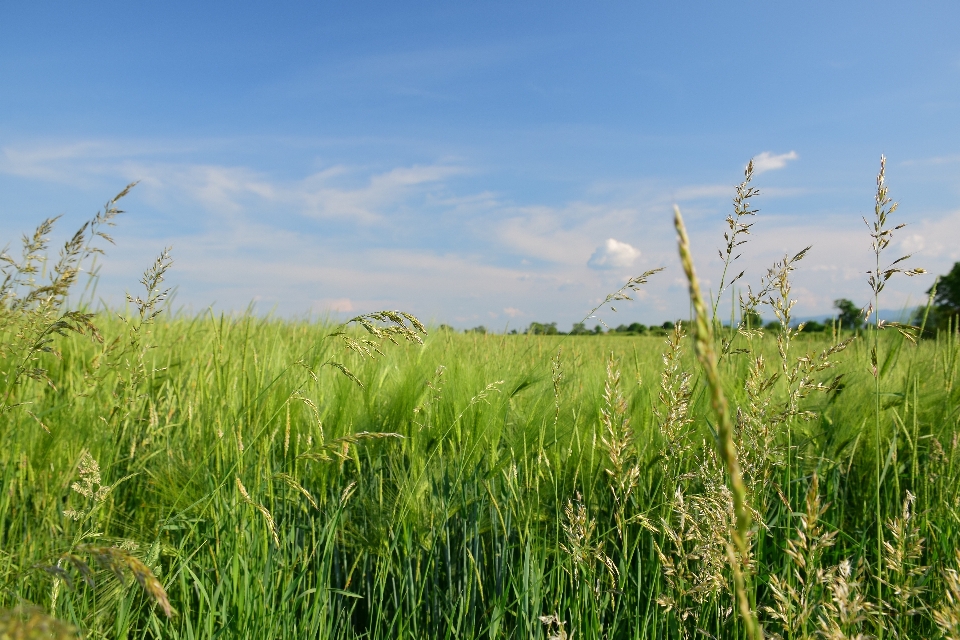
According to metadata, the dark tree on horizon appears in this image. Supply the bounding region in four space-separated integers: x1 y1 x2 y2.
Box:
834 298 863 330
926 261 960 329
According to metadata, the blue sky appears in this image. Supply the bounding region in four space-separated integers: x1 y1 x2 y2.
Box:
1 2 958 329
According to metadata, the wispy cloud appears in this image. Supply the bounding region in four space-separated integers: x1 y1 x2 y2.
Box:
297 164 463 223
0 138 944 327
752 150 799 174
0 140 464 225
900 154 960 167
129 161 465 224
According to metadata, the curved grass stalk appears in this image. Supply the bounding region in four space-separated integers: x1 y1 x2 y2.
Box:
864 156 925 639
674 205 762 640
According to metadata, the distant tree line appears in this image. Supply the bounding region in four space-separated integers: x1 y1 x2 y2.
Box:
439 262 960 337
447 320 687 336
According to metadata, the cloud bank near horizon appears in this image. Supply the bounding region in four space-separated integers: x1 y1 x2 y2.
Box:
0 139 955 330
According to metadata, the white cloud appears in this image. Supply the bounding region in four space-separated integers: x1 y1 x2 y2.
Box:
753 151 799 174
503 307 523 317
588 238 640 270
315 298 355 313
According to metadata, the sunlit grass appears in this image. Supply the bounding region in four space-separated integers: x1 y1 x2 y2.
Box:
2 164 960 639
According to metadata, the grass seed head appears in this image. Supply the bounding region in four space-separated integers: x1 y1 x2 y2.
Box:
0 607 78 639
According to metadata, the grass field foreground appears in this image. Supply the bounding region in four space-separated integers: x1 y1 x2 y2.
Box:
2 167 960 639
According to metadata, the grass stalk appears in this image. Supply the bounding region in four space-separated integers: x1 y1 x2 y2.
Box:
674 205 762 640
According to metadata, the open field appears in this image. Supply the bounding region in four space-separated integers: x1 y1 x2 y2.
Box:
2 309 960 638
3 166 960 639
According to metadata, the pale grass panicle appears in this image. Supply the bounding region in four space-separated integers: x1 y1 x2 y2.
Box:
561 492 618 591
817 559 873 640
580 267 664 330
552 347 563 425
760 241 853 424
0 606 78 639
735 354 782 493
538 614 571 640
729 246 810 382
295 430 404 462
765 474 838 639
600 352 657 544
70 450 110 502
236 477 280 548
124 248 173 327
650 319 737 636
600 353 639 513
63 450 112 521
654 322 694 459
735 240 851 510
779 338 852 423
863 154 926 640
713 158 760 321
112 247 175 397
864 155 926 322
882 491 927 623
322 310 427 388
654 452 742 638
74 545 172 619
934 550 960 640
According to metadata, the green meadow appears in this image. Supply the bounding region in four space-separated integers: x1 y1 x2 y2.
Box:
2 166 960 639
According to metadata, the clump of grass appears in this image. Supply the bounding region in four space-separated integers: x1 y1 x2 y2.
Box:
0 185 134 416
765 474 873 640
655 476 738 638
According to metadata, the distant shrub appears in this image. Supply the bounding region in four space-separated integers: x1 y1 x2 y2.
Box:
527 322 559 335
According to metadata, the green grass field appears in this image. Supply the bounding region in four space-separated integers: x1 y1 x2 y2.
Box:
2 312 959 639
2 170 960 639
